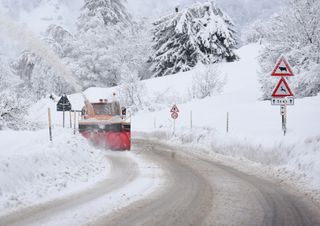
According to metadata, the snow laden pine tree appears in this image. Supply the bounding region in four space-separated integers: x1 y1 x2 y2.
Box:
74 0 135 87
77 0 132 33
150 0 237 77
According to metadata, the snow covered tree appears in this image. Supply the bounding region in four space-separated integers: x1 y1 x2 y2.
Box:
77 0 132 33
0 58 30 130
258 0 320 99
192 64 225 99
68 0 148 88
150 0 238 77
116 69 147 111
12 49 73 100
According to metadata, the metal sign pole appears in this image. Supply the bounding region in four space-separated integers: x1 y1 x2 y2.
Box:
284 104 287 136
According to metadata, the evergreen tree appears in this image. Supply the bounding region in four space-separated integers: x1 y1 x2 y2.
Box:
150 0 238 77
77 0 132 33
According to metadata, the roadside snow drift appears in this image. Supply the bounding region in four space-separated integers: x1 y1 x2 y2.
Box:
48 43 320 201
0 128 109 216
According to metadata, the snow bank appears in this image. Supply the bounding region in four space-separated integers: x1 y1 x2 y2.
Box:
130 43 320 202
26 42 320 204
0 128 109 216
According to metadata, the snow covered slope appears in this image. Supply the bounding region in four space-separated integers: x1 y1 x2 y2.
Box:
26 43 320 201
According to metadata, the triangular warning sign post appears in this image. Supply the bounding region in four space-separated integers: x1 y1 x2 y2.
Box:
170 104 179 113
272 77 294 97
271 56 294 77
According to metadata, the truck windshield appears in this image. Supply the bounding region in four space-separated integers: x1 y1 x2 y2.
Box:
92 102 121 116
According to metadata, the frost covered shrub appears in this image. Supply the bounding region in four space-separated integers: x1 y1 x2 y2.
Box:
258 0 320 99
192 64 225 99
117 71 147 112
150 0 238 77
0 90 30 130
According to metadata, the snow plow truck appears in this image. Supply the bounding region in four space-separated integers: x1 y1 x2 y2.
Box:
79 97 131 151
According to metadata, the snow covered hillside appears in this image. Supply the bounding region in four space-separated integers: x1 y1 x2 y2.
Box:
30 43 320 200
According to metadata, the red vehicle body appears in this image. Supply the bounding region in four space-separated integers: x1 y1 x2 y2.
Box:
79 99 130 151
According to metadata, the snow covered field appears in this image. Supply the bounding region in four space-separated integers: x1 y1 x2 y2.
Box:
1 42 319 220
34 43 319 202
0 128 108 215
132 43 320 201
0 101 162 220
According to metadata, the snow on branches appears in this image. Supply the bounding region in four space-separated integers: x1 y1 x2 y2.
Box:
150 0 238 77
257 0 320 99
77 0 132 33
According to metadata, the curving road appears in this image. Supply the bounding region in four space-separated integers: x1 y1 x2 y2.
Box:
0 153 139 226
2 140 320 226
90 140 320 226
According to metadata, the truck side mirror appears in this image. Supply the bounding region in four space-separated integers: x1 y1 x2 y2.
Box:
122 107 127 116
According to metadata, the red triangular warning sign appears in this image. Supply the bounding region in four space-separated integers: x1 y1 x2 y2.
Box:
271 56 294 76
272 77 294 97
170 104 179 113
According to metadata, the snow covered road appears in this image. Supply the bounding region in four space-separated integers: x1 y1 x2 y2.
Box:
92 140 320 226
0 151 163 226
1 139 320 226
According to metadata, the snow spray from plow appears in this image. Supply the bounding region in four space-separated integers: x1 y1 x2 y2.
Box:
0 13 82 92
0 13 131 150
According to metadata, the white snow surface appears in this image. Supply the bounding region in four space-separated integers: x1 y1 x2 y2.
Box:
132 43 320 200
0 128 109 216
40 43 320 202
1 42 319 222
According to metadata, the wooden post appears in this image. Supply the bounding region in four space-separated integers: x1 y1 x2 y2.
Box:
63 107 65 128
74 110 77 135
69 111 72 128
48 108 52 141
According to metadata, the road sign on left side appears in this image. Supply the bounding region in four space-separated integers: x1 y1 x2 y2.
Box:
57 95 72 111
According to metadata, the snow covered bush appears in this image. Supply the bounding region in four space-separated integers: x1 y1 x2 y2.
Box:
192 64 225 99
12 50 73 100
258 0 320 99
0 90 29 130
150 0 238 77
117 70 147 111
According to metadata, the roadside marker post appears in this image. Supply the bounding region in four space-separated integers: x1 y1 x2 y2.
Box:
48 108 52 141
270 56 294 136
74 110 77 135
69 111 72 128
226 112 229 133
190 111 193 131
